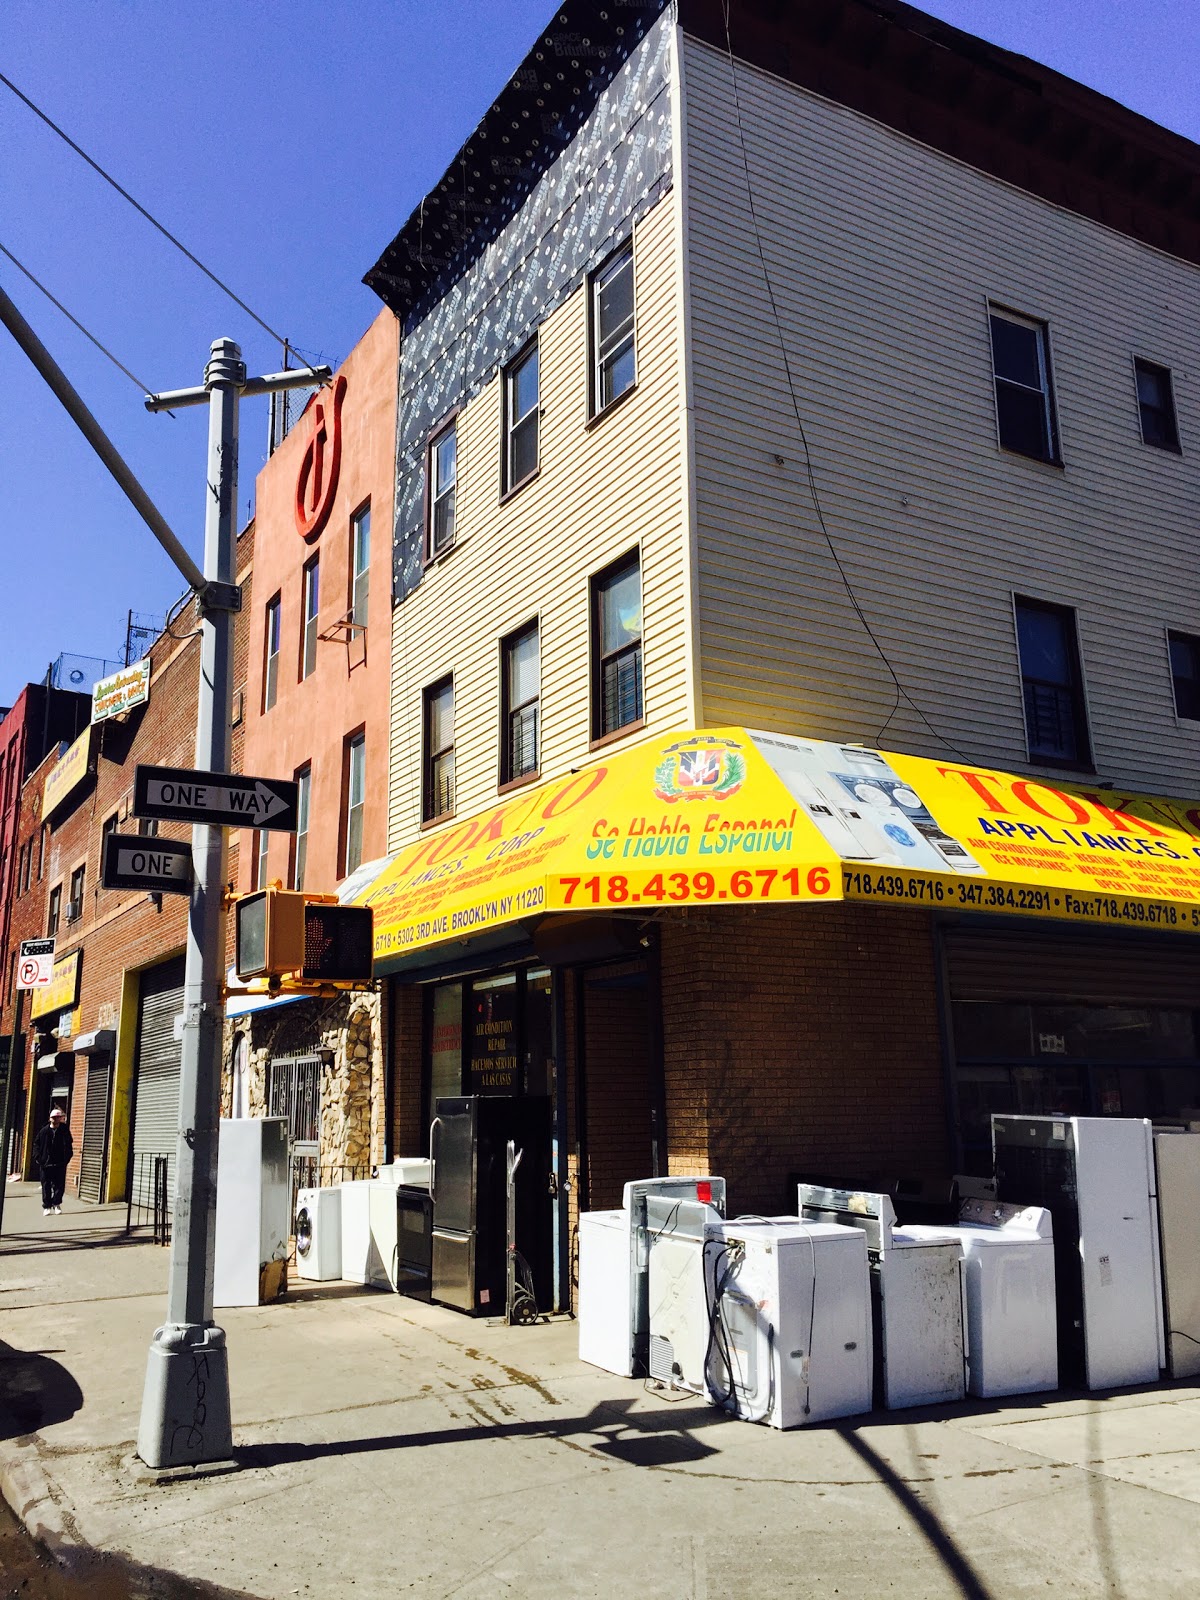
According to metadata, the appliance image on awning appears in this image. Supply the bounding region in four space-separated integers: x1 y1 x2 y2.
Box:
352 729 1200 968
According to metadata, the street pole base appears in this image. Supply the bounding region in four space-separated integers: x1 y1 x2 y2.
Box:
136 1322 233 1470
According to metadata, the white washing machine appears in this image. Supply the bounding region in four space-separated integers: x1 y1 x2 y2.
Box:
296 1186 342 1282
338 1179 374 1284
577 1176 727 1377
800 1184 965 1410
715 1218 874 1427
907 1199 1057 1397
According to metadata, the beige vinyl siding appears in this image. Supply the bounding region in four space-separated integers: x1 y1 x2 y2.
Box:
388 195 691 852
682 35 1200 795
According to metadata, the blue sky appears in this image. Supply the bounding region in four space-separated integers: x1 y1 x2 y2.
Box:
2 0 1197 706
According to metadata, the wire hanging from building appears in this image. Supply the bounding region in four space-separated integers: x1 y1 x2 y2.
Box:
718 4 970 760
0 69 326 380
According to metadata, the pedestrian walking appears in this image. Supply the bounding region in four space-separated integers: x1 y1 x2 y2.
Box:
33 1105 73 1215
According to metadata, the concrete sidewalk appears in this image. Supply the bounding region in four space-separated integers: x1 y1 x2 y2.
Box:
2 1180 1200 1600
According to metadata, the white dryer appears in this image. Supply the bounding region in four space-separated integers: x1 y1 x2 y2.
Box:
296 1187 342 1282
907 1199 1057 1397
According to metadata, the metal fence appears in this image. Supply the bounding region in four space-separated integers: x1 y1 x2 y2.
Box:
126 1152 173 1244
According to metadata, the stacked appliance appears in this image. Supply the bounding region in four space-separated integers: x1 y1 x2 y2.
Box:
644 1200 874 1427
993 1115 1164 1389
577 1175 727 1376
799 1184 965 1409
430 1096 552 1315
1153 1129 1200 1380
904 1198 1057 1397
295 1186 342 1282
338 1179 375 1286
214 1117 290 1307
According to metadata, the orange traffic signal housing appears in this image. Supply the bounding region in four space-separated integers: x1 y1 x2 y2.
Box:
234 888 373 984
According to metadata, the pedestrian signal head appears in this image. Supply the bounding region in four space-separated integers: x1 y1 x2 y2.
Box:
234 888 373 983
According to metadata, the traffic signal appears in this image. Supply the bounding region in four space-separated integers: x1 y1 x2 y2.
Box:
234 889 374 983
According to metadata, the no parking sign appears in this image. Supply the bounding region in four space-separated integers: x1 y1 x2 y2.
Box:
16 937 54 989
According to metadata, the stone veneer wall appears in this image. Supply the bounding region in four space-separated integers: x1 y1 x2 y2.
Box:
222 987 386 1175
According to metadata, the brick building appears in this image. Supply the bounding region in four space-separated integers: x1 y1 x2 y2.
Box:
224 313 397 1179
0 682 92 1173
23 525 254 1205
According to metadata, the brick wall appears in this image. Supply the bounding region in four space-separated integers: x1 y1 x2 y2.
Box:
659 903 948 1215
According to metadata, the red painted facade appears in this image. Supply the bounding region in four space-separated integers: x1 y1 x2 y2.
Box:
240 310 398 899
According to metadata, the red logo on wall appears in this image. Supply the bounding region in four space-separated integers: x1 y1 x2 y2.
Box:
294 374 347 540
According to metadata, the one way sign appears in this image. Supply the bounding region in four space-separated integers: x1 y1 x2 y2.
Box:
134 764 299 832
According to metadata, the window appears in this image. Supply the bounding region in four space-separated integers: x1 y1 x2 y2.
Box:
350 503 370 628
989 310 1058 463
19 840 32 897
1015 597 1091 767
100 813 118 888
1135 360 1180 452
263 593 281 710
504 342 539 490
592 553 643 738
1168 632 1200 721
423 678 455 822
301 557 320 680
429 424 457 557
592 240 635 413
47 884 61 936
342 734 366 875
138 816 159 838
256 828 270 892
67 863 85 922
38 823 46 880
501 622 540 784
292 765 311 890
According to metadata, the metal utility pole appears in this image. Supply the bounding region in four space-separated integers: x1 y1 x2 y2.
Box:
0 280 328 1470
0 988 26 1233
136 342 328 1471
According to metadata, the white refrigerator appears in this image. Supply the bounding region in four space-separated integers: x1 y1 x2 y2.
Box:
993 1115 1163 1390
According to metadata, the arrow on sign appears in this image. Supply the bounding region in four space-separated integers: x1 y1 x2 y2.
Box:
133 765 298 832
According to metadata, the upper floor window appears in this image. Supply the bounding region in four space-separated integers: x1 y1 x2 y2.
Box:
47 884 62 936
255 828 270 892
292 765 311 890
501 622 540 785
592 240 635 414
1015 596 1090 768
350 503 370 628
67 863 85 923
423 678 455 822
1135 360 1180 452
301 557 320 680
1168 632 1200 722
989 310 1058 464
263 593 281 711
504 342 539 491
429 424 457 558
592 552 643 740
343 735 366 876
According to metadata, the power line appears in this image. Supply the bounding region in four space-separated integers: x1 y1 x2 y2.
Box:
719 3 970 761
0 68 325 381
0 238 162 400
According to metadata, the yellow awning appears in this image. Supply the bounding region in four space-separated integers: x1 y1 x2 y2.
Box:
354 728 1200 966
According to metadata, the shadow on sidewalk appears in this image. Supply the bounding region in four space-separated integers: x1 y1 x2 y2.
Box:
0 1339 83 1440
240 1394 732 1472
0 1226 153 1256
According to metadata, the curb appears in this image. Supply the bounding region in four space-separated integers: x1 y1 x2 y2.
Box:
0 1430 85 1564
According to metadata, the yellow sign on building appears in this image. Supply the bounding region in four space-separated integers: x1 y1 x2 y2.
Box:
42 728 92 817
354 729 1200 964
30 949 82 1021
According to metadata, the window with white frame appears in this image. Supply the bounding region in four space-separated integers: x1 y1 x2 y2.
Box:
350 503 370 628
292 765 311 890
263 593 281 710
592 240 636 414
504 342 539 490
592 552 643 738
989 310 1059 463
301 557 320 680
343 734 366 875
1135 360 1181 452
429 424 457 557
501 622 539 783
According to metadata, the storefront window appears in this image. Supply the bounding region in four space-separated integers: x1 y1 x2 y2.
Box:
469 973 519 1095
429 983 463 1110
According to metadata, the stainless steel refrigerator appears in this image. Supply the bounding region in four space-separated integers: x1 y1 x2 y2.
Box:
430 1096 551 1315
